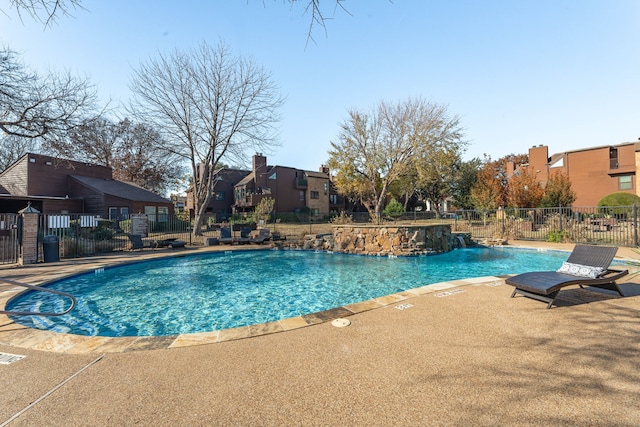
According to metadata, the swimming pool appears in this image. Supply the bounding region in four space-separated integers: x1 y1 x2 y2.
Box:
7 247 568 337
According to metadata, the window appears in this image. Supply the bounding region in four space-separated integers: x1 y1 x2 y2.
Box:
311 208 319 216
144 206 156 222
330 194 338 205
323 182 328 195
310 191 319 199
269 172 277 180
158 206 169 222
108 207 118 220
299 190 305 201
120 207 129 220
610 148 619 169
214 191 225 201
619 175 633 190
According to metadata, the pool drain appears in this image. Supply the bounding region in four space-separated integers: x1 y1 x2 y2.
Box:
0 352 26 365
331 318 351 328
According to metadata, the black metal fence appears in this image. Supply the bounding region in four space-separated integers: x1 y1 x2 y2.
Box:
0 213 19 265
35 213 194 261
2 206 639 263
446 206 640 247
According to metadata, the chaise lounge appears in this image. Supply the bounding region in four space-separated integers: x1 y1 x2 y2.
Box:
128 234 152 251
219 227 234 245
250 228 271 244
505 244 629 308
237 227 252 244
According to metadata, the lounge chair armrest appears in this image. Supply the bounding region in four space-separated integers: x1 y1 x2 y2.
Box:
600 268 629 280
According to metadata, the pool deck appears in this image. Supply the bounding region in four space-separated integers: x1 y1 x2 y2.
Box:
2 241 640 425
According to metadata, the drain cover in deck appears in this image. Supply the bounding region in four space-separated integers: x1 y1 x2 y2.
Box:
0 352 26 365
331 318 351 328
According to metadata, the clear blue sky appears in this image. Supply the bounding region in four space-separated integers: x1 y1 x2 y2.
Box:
2 0 639 172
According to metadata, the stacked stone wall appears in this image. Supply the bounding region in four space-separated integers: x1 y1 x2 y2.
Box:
302 224 454 256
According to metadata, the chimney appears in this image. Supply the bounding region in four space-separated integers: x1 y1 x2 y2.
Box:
253 153 267 188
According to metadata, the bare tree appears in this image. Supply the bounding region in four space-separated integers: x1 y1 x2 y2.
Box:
0 134 40 170
4 0 83 26
128 40 284 236
328 97 465 223
0 47 100 142
50 118 184 195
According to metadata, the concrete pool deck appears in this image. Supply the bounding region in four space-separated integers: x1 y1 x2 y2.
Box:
1 241 640 425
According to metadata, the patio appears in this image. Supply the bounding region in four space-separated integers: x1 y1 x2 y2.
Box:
1 242 640 426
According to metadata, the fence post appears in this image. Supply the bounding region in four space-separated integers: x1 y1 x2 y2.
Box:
17 207 39 265
634 205 638 247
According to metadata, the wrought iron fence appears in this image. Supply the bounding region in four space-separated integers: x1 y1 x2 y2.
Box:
0 213 19 264
36 213 193 261
447 206 640 247
2 206 638 264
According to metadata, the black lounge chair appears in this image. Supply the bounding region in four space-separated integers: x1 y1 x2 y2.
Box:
506 244 629 308
250 228 271 244
156 238 186 248
219 227 234 244
237 227 252 244
128 234 152 251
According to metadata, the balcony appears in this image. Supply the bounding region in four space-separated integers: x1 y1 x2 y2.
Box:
295 178 308 189
234 193 265 208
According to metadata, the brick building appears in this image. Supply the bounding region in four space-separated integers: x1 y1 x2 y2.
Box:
509 142 640 206
0 153 174 219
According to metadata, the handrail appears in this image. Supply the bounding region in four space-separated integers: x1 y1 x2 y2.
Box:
0 278 76 317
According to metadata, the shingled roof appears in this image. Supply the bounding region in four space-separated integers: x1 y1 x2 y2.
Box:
70 175 171 203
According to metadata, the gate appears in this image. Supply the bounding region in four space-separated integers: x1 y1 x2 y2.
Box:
0 213 19 265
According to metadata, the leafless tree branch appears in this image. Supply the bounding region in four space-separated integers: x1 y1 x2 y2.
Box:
5 0 84 27
1 47 101 142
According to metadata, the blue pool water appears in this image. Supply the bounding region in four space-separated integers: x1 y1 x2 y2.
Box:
7 247 568 337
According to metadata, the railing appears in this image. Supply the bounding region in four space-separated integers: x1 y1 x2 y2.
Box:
37 213 193 260
0 277 76 316
448 206 640 247
2 205 638 264
0 213 19 264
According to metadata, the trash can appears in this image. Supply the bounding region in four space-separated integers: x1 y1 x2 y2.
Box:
43 235 60 263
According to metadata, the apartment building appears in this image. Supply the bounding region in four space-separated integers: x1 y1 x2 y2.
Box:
510 142 640 206
233 154 331 217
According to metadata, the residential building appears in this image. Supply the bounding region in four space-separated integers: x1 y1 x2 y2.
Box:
185 167 251 221
509 142 640 206
233 154 331 217
0 153 174 219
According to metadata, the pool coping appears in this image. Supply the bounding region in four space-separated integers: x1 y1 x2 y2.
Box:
0 245 564 354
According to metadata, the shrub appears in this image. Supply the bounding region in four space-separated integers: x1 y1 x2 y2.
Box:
119 219 132 234
546 230 568 243
598 192 640 206
597 192 640 217
330 211 353 224
383 198 404 219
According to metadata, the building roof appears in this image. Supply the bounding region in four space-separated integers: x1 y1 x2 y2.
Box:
305 171 329 179
70 175 171 203
551 141 638 157
236 171 256 186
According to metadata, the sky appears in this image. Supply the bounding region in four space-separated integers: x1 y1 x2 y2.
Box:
2 0 640 172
